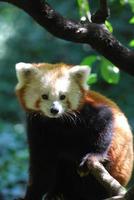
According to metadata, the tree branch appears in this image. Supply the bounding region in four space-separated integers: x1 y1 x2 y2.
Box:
0 0 134 76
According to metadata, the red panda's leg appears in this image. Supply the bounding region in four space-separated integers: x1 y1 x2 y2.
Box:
23 170 50 200
78 153 108 177
81 156 126 197
78 104 113 175
24 184 46 200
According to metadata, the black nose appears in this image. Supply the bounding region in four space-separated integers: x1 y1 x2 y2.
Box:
50 107 59 115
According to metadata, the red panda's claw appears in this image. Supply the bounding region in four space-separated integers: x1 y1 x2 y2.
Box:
77 154 92 177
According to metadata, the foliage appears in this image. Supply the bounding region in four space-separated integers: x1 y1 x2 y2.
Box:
100 58 120 84
105 20 113 33
129 39 134 47
0 0 134 199
0 121 28 199
77 0 91 20
80 55 120 85
77 0 134 86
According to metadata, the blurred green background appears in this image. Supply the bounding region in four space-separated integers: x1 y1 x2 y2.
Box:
0 0 134 199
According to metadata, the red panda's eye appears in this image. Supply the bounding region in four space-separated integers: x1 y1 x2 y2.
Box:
42 94 48 100
60 94 66 100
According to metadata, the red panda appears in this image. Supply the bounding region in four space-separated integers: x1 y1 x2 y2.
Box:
15 62 133 200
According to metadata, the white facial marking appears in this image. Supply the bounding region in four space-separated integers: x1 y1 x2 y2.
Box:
55 76 69 94
51 101 64 115
15 64 91 118
39 75 69 117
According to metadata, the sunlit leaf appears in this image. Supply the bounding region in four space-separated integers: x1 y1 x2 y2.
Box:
120 0 134 12
129 16 134 24
119 0 126 5
77 0 90 18
87 73 98 85
80 55 97 66
128 1 134 12
100 58 120 84
105 21 113 33
129 39 134 47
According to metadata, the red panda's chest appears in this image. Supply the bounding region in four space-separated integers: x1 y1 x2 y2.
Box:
27 102 113 161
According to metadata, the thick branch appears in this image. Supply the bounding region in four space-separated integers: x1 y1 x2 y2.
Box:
0 0 134 76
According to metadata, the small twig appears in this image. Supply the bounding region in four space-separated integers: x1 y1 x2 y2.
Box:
104 196 125 200
91 0 110 23
124 185 134 200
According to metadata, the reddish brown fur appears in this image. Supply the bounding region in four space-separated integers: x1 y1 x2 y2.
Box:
16 86 36 113
16 87 27 111
81 90 133 186
66 98 72 110
34 99 41 110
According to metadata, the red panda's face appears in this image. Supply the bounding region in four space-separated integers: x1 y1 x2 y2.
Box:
15 62 90 118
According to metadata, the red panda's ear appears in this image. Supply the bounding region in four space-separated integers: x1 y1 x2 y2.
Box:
15 62 38 76
15 62 39 89
69 65 91 89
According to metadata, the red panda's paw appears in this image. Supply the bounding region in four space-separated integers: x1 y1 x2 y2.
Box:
78 153 108 177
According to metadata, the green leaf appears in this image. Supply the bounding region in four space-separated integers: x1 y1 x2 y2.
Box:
120 0 134 12
87 73 98 85
129 16 134 24
105 21 113 33
100 58 120 84
129 39 134 47
80 55 97 66
119 0 126 5
77 0 90 17
128 1 134 12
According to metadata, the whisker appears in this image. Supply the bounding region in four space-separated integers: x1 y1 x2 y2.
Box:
65 111 78 126
67 110 87 127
